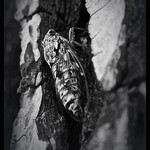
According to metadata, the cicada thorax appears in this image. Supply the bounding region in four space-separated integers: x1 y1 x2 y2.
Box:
42 29 88 122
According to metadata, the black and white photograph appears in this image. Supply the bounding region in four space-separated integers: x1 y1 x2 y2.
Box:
4 0 146 150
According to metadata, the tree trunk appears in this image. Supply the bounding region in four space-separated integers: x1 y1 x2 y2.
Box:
10 0 146 150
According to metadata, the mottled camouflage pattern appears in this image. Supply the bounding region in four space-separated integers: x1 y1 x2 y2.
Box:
42 29 89 122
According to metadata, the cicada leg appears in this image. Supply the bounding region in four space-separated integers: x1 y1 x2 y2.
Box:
69 27 75 43
69 27 91 55
69 27 88 43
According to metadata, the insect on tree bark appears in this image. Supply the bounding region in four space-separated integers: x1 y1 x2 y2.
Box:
10 0 146 150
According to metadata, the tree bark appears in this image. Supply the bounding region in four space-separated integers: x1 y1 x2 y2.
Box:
10 0 146 150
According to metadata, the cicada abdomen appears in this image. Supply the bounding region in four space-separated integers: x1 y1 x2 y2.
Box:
42 29 88 121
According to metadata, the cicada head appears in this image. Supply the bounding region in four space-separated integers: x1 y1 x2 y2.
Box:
42 29 68 67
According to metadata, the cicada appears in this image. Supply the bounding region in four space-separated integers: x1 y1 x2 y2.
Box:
42 28 89 122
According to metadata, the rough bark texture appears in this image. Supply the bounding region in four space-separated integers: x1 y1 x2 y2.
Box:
5 0 146 150
84 0 146 150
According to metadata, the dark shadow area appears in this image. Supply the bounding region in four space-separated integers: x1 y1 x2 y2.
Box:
4 0 21 150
